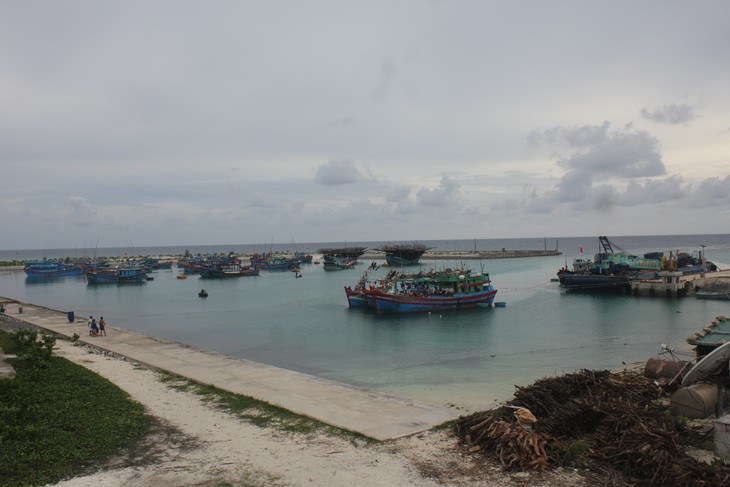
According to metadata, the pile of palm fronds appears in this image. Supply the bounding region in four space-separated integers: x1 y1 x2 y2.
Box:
456 369 730 486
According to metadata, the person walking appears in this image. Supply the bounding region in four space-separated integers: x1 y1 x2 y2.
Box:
99 317 106 336
87 316 93 335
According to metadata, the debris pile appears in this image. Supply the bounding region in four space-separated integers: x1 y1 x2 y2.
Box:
456 369 730 486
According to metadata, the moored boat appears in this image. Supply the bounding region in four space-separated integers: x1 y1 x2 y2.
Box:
373 243 433 266
348 267 497 314
323 255 356 271
696 291 730 300
86 267 147 284
24 260 86 278
192 261 260 278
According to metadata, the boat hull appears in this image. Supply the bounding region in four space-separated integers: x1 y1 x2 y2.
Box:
24 263 86 278
344 287 368 308
365 288 497 314
558 273 631 292
86 270 147 284
696 291 730 300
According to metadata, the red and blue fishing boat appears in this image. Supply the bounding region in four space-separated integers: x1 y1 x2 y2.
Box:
346 267 497 314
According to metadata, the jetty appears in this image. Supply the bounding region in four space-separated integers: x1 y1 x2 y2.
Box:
362 249 561 260
0 298 456 441
630 269 730 297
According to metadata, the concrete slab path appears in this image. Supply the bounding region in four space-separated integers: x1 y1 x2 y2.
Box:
0 298 457 441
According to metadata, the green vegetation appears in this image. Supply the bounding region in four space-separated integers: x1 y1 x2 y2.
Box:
0 327 376 485
0 260 25 267
0 329 153 486
160 374 375 445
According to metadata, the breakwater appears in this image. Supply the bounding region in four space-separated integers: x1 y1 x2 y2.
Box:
363 249 561 260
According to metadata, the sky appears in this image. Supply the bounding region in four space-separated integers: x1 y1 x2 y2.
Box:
1 1 729 250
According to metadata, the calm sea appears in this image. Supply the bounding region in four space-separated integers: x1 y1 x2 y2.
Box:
2 235 730 410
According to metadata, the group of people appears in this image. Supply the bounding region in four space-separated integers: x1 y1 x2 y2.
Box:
87 315 107 336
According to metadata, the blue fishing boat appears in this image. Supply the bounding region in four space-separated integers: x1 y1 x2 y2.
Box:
348 267 497 314
86 267 147 284
24 260 86 278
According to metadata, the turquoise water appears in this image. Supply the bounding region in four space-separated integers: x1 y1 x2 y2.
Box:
2 235 730 410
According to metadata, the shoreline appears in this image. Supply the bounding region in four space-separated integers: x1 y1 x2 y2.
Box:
0 298 457 440
0 301 587 486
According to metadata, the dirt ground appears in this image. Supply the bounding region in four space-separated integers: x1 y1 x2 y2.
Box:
50 340 590 487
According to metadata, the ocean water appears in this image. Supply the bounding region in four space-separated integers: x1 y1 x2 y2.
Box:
2 235 730 410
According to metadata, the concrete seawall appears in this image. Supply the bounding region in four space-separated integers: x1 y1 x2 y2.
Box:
363 250 561 260
0 297 457 441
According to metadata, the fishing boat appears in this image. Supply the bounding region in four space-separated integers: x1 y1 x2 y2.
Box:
253 255 297 271
696 291 730 300
373 243 432 266
319 246 365 271
24 260 86 278
344 263 380 308
86 266 147 284
348 267 497 314
192 261 260 278
323 255 356 271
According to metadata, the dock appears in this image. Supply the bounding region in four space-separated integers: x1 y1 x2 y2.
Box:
0 298 457 441
630 269 730 297
362 249 561 260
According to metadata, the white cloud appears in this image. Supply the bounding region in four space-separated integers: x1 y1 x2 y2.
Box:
1 1 729 247
314 159 374 185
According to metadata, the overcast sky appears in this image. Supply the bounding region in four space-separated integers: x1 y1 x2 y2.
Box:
2 1 729 250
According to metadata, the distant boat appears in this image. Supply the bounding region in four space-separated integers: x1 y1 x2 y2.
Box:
319 247 365 271
24 260 86 278
86 267 147 284
696 291 730 300
322 255 356 271
199 289 209 297
347 267 497 314
250 253 299 271
192 262 260 278
372 243 433 266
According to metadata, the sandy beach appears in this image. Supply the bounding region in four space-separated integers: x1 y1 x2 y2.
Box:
46 339 585 486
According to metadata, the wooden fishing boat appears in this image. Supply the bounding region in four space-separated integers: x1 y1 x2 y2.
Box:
319 247 366 271
24 260 86 278
192 262 260 278
372 243 432 266
323 255 356 271
696 291 730 300
86 267 147 284
347 267 497 314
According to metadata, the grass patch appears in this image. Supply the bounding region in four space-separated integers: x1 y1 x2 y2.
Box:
160 372 376 445
0 330 153 486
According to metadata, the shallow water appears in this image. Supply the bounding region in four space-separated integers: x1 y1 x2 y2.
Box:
2 235 729 410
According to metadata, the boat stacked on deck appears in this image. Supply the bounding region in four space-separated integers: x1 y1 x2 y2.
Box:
372 243 432 266
346 266 497 314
